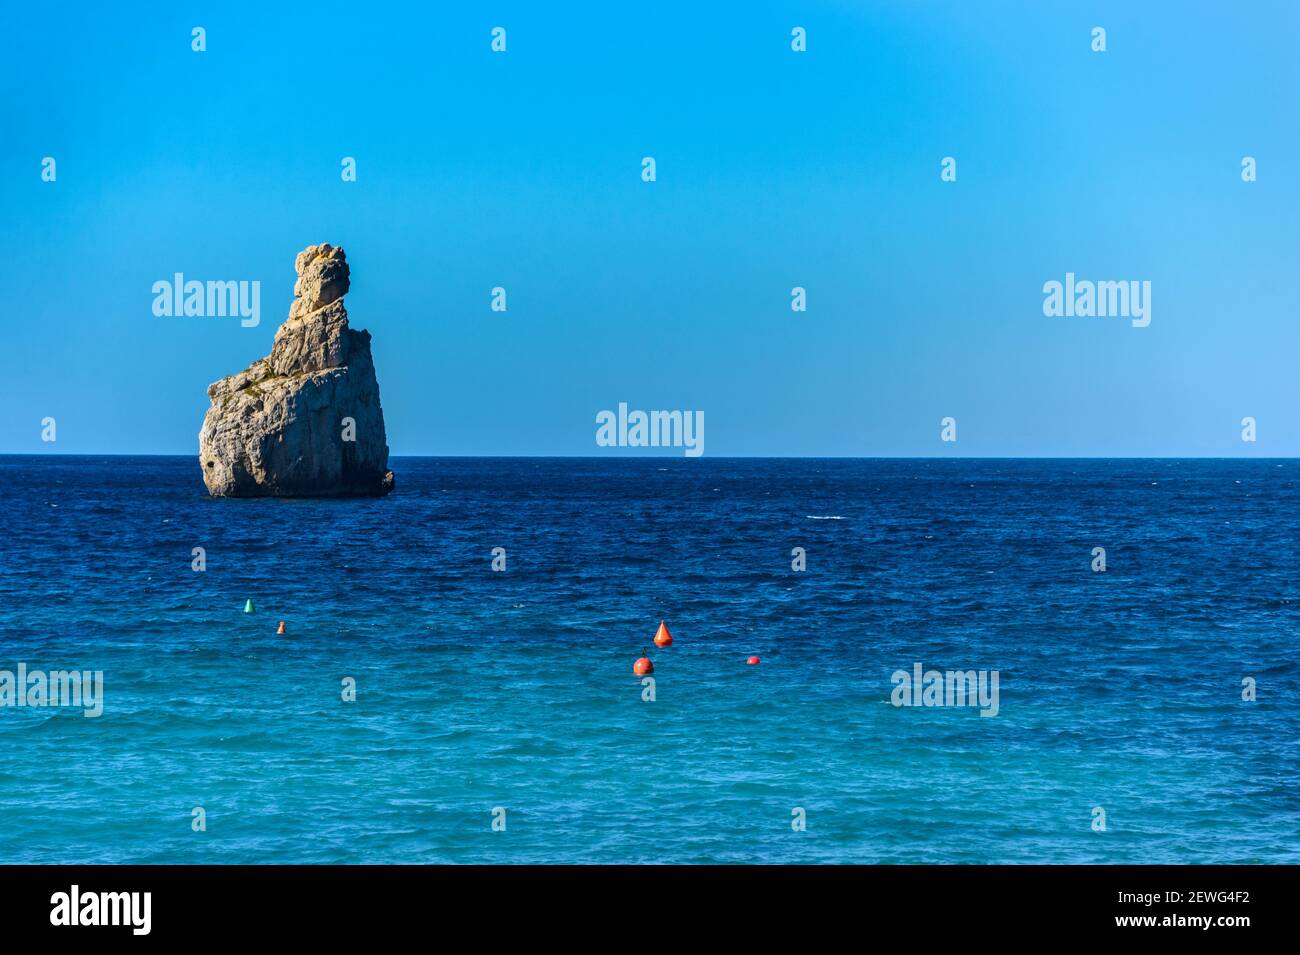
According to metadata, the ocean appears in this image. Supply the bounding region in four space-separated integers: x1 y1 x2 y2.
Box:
1 456 1296 864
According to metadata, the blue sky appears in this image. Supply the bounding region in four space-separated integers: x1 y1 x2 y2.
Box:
2 1 1297 455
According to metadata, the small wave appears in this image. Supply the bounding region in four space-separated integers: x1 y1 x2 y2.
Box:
806 515 846 520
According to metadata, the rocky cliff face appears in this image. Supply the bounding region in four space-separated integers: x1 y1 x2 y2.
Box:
198 244 394 497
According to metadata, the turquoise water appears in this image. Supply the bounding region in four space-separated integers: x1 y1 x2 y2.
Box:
0 456 1296 863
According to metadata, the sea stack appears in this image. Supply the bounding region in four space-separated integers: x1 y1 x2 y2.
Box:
198 244 394 497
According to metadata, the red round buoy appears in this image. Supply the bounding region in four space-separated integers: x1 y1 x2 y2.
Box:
634 653 654 676
653 620 672 648
746 656 761 665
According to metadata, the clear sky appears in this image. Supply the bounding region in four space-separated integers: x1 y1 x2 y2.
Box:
2 1 1297 456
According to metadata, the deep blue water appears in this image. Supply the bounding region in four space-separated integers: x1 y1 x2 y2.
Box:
0 456 1297 864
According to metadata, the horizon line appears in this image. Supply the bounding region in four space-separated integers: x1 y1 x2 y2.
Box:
3 452 1296 461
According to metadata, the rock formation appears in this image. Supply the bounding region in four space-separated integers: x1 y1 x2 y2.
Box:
198 244 394 497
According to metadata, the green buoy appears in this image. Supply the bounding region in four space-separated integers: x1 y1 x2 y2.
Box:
243 599 255 614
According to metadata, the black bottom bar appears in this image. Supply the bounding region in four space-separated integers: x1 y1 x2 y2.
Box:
0 865 1281 940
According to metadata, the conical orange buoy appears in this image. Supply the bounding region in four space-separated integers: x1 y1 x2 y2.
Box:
633 648 654 676
276 621 286 635
746 655 761 665
653 620 672 647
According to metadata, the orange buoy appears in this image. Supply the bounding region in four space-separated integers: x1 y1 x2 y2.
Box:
633 649 654 676
653 620 672 647
746 655 760 665
276 621 286 635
